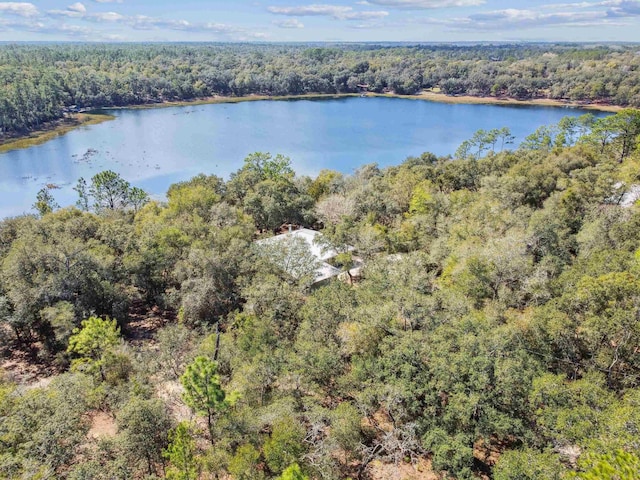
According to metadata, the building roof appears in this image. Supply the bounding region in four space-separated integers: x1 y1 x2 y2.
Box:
255 228 349 284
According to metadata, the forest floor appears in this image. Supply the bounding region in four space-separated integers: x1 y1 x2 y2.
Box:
367 459 440 480
1 354 56 386
0 301 173 386
124 301 175 347
0 324 60 385
86 410 118 440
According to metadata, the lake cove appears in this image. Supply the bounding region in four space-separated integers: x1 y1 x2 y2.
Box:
0 96 610 218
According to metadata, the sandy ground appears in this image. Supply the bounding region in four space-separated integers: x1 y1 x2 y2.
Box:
87 411 118 439
415 90 623 112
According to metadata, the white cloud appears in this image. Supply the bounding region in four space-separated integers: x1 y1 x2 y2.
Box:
129 15 207 30
244 31 270 39
56 23 92 35
542 1 611 8
0 2 39 17
350 10 389 19
125 15 265 40
268 4 350 16
68 2 87 13
274 18 305 28
446 7 628 29
3 1 267 41
128 15 184 29
358 0 485 8
0 16 96 37
89 11 125 21
201 22 244 33
47 2 87 18
541 0 640 16
607 0 640 16
347 21 386 28
267 4 389 20
48 9 82 17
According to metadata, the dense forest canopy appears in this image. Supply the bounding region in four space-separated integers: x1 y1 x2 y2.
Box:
1 42 640 135
1 110 640 479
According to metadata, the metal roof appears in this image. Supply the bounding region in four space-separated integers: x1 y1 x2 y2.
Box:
256 228 349 283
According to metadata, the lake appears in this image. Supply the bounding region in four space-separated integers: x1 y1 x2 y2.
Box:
0 97 609 218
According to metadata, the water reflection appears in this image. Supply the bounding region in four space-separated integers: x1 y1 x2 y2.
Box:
0 97 608 218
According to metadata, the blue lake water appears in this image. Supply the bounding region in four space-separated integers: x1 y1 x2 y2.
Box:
0 97 609 218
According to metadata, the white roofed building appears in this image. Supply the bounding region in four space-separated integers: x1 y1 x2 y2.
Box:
255 228 359 285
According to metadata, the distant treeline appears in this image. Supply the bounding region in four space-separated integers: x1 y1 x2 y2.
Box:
1 43 639 135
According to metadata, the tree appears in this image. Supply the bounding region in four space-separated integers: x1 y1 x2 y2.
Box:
529 372 614 446
129 186 150 213
74 171 148 213
470 129 489 158
408 181 437 216
497 126 515 151
73 177 89 211
456 128 514 159
308 169 342 200
118 397 171 476
244 152 295 182
612 109 640 160
330 402 362 464
255 235 321 286
39 301 75 348
243 179 314 232
89 170 132 212
315 194 355 226
164 422 200 480
0 373 92 477
67 316 121 378
228 444 264 480
180 356 229 444
152 324 196 380
556 115 593 147
569 450 640 480
521 125 557 152
493 448 564 480
263 417 306 475
33 187 59 216
278 464 309 480
455 138 473 159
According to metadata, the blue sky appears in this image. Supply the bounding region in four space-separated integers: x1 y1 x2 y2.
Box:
0 0 639 42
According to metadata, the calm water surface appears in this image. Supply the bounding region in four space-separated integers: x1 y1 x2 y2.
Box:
0 97 608 218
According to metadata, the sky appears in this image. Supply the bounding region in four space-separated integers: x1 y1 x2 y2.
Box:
0 0 639 43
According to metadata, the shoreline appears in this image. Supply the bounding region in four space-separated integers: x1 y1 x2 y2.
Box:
0 113 115 154
119 91 625 113
115 93 363 110
413 91 624 112
0 92 625 153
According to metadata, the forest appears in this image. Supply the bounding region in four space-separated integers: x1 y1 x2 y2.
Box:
1 109 640 479
1 42 640 136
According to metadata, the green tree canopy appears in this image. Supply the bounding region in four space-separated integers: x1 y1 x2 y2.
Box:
180 356 229 444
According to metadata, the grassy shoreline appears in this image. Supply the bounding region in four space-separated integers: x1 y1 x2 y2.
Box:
0 113 115 154
120 91 626 112
414 90 624 112
0 92 625 153
117 93 363 110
